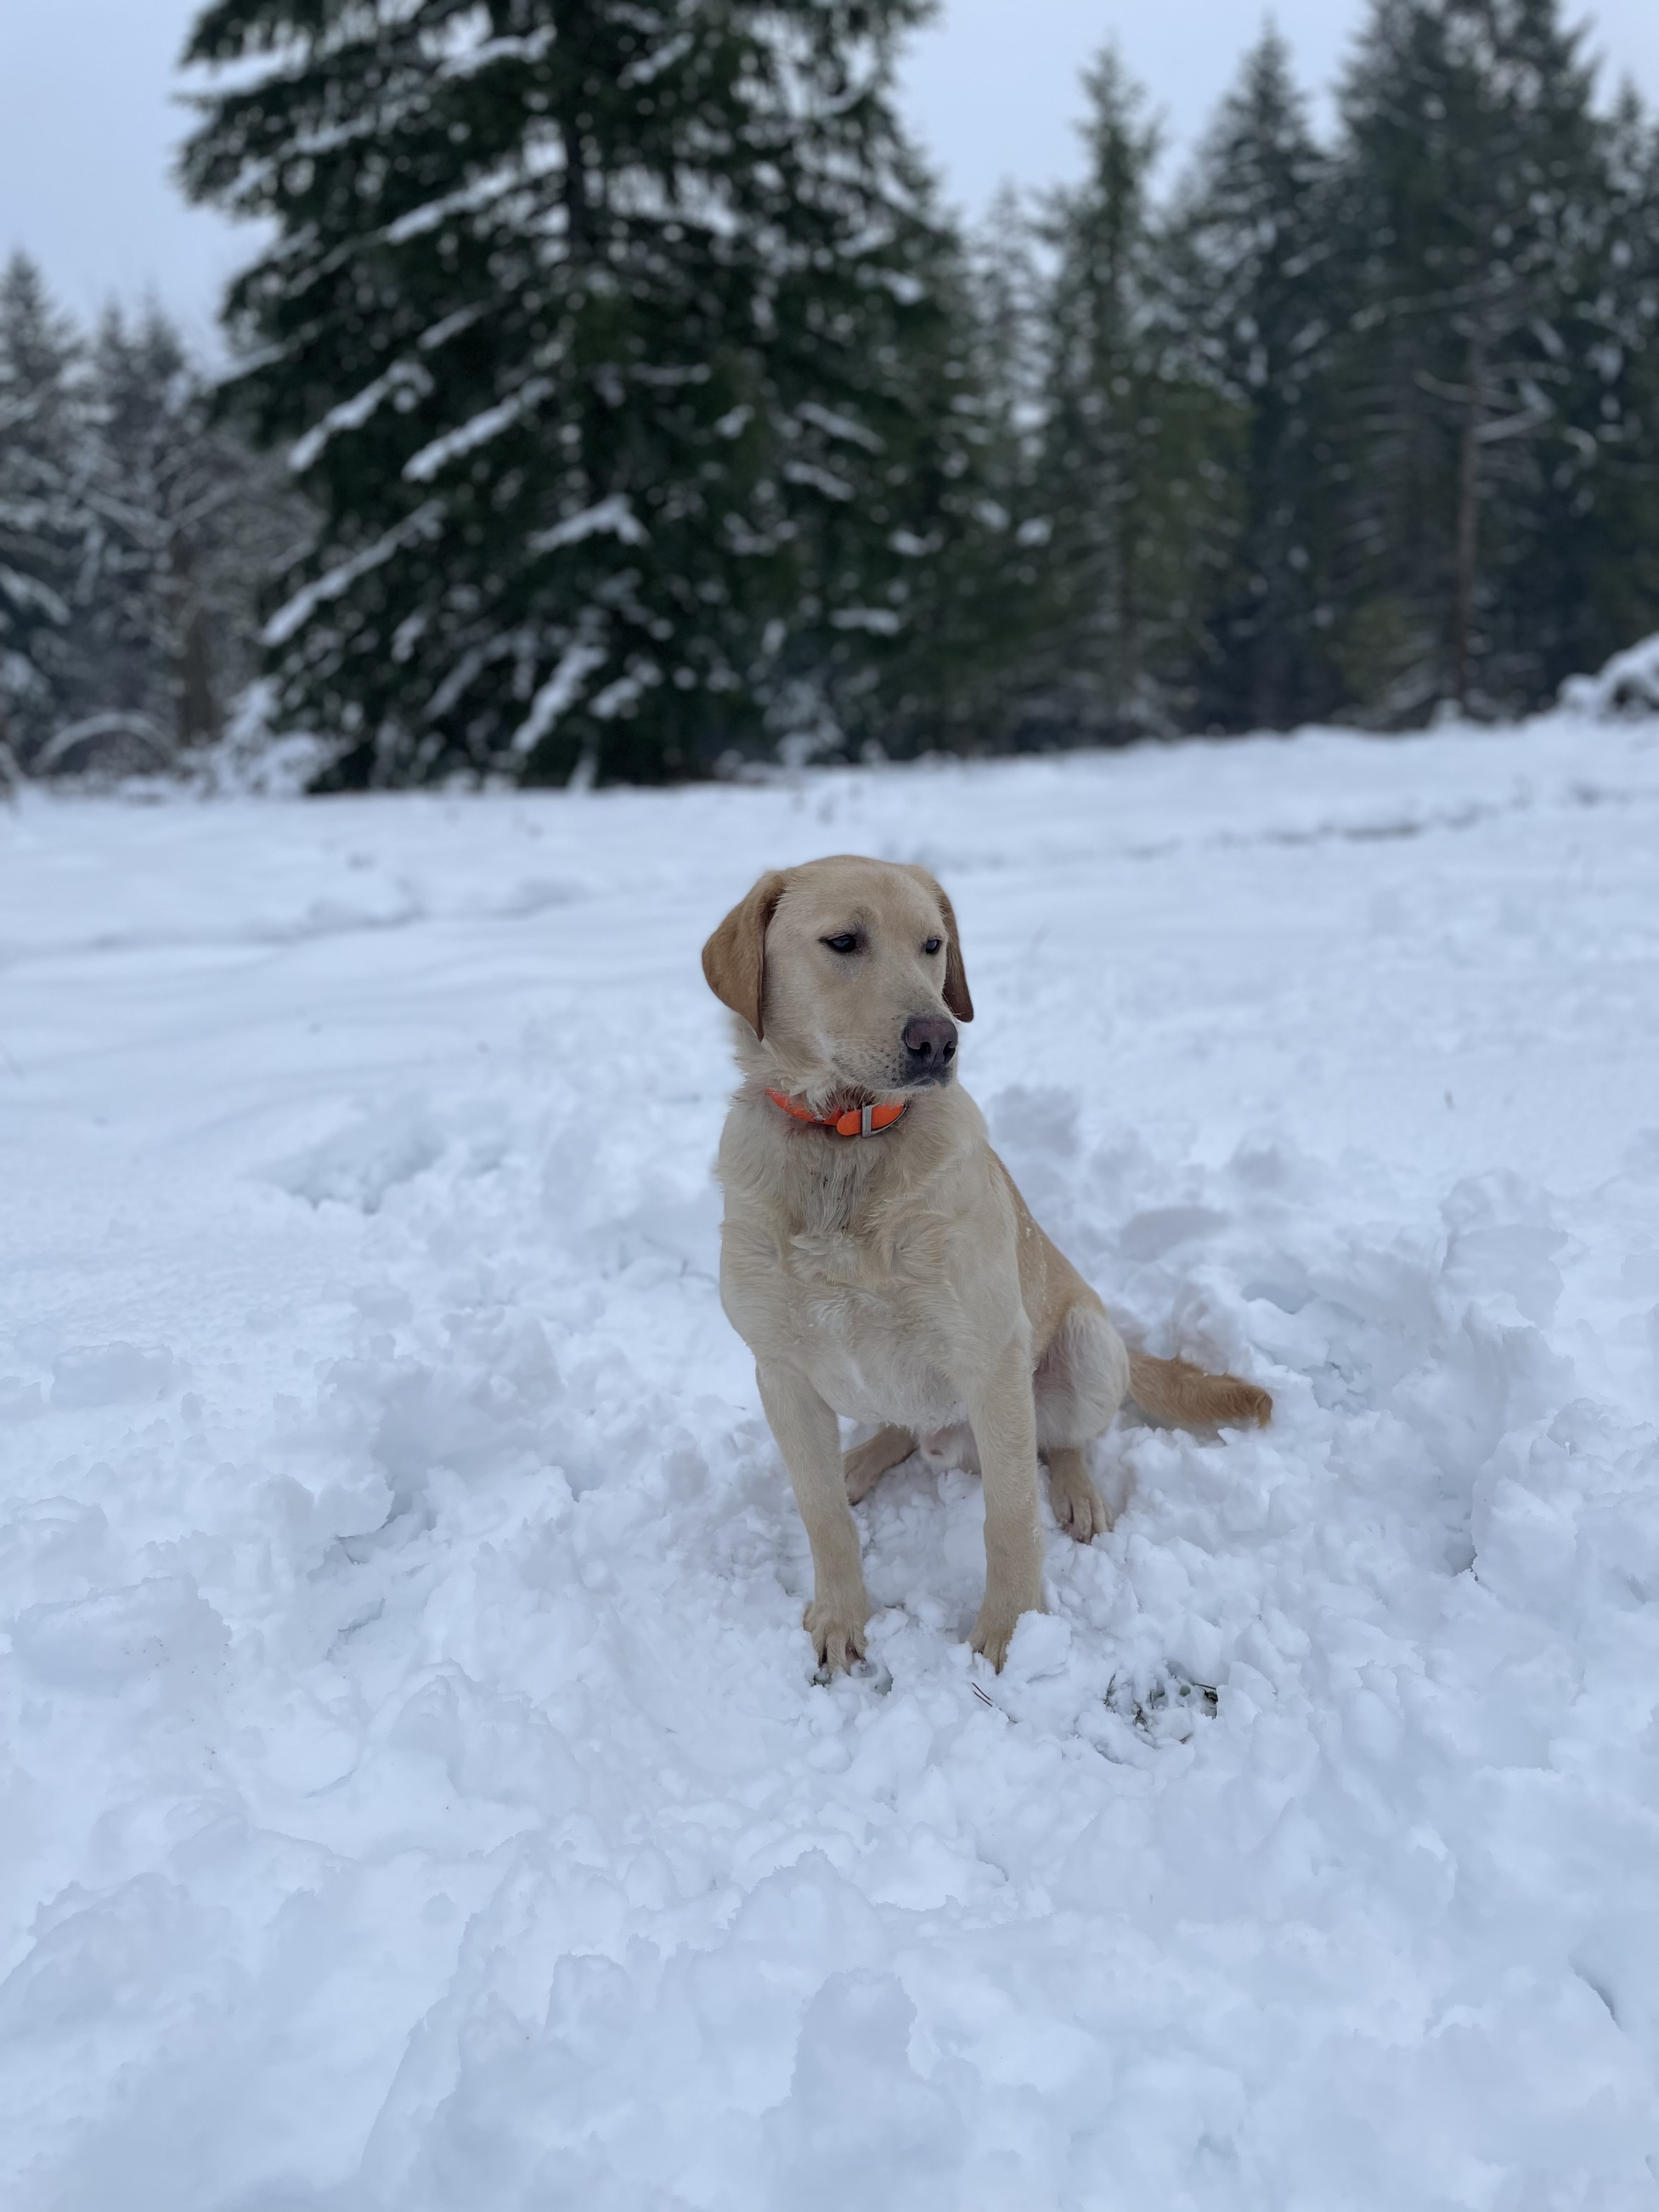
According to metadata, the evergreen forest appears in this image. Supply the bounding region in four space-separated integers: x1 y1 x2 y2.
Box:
4 0 1658 787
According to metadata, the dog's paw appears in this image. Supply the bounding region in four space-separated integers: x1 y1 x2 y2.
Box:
804 1595 870 1674
969 1593 1041 1673
843 1427 912 1505
1050 1469 1111 1544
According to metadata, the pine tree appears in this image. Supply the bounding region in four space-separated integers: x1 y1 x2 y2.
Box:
873 186 1048 758
1516 82 1659 689
45 302 307 775
181 0 965 787
0 255 88 773
1165 31 1343 732
762 213 1001 769
1334 0 1610 718
970 185 1045 461
53 306 204 771
1023 51 1226 747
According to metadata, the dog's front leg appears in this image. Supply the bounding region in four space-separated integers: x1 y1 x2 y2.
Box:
964 1339 1045 1670
756 1361 871 1673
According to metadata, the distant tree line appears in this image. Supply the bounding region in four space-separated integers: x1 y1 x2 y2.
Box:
0 257 301 781
4 0 1657 785
960 0 1659 750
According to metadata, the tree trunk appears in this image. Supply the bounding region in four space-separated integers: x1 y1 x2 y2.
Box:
1114 425 1139 730
562 120 592 258
171 527 218 750
1454 329 1485 712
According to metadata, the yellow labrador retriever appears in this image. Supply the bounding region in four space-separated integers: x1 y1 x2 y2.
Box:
704 855 1269 1673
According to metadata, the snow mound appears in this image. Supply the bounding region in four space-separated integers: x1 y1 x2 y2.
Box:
2 716 1658 2206
1558 630 1659 719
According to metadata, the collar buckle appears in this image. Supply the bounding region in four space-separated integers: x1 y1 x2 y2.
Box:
765 1088 908 1139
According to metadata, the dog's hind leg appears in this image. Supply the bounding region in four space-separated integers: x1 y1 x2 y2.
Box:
1036 1304 1130 1545
1045 1446 1111 1543
844 1425 916 1504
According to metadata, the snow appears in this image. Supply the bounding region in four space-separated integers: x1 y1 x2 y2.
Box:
794 400 884 452
2 712 1658 2208
527 496 650 556
1561 631 1659 721
830 605 904 634
288 364 436 477
509 640 607 754
403 380 554 486
781 458 856 501
262 502 445 650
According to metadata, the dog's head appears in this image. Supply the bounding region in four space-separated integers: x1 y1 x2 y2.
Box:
702 855 973 1103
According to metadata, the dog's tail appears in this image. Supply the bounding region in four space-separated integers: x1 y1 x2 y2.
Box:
1127 1351 1272 1430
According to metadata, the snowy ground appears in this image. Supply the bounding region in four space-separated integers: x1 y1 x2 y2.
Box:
3 714 1658 2210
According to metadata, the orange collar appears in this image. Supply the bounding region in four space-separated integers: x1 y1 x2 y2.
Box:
766 1088 909 1139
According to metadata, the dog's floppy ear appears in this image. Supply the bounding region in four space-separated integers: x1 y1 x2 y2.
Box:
909 867 973 1023
937 887 974 1023
702 870 788 1040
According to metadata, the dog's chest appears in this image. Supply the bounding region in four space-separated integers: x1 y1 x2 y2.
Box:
775 1228 964 1430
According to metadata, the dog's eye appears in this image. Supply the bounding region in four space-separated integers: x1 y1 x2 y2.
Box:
923 937 942 956
821 933 859 956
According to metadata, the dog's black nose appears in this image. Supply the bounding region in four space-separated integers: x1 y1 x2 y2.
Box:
902 1013 957 1074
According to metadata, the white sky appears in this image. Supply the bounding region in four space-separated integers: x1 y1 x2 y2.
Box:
2 1 1656 351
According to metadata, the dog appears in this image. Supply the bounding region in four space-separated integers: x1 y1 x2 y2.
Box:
703 855 1270 1673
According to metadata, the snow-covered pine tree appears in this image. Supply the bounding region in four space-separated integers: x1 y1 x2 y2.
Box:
1516 80 1659 690
180 0 961 786
919 185 1059 754
49 302 308 776
1024 50 1225 747
1335 0 1609 718
970 187 1045 466
763 189 998 768
852 185 1053 761
0 255 89 775
1165 30 1344 733
54 307 206 773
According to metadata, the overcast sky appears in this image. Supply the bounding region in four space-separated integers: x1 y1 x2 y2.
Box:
3 2 1657 351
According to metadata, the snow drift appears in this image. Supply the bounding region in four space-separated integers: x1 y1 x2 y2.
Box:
1560 629 1659 721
